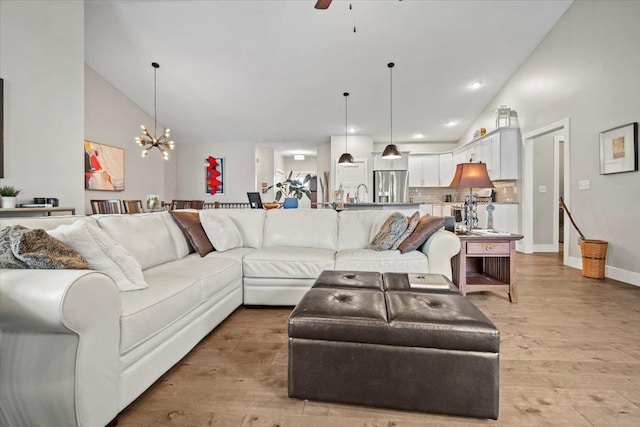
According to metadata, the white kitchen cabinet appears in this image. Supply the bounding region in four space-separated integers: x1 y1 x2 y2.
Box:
490 135 501 179
453 145 475 166
439 153 454 187
408 155 439 187
470 128 520 180
423 155 440 186
408 156 423 187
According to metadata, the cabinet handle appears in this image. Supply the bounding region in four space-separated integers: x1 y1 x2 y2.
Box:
485 245 492 251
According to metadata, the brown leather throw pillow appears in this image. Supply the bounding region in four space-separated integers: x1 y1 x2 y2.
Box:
397 215 447 253
170 211 214 257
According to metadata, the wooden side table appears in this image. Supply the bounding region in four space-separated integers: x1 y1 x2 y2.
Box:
451 232 524 303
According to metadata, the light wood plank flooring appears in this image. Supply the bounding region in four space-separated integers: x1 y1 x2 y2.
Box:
119 252 640 426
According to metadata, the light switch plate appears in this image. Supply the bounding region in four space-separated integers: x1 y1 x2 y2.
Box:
538 185 547 193
579 180 590 190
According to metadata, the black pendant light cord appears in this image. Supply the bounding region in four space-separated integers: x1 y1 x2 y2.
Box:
388 62 394 144
344 92 349 151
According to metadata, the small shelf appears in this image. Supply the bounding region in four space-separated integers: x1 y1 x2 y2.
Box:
466 272 506 286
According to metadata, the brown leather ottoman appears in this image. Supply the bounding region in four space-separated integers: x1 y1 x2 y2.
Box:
288 270 500 419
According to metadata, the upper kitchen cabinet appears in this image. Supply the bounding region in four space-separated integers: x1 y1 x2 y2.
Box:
409 153 454 187
453 128 521 180
408 155 439 187
439 153 454 187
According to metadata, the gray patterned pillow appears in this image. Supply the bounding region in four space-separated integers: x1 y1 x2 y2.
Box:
9 225 90 270
370 212 409 251
391 211 421 250
0 226 27 269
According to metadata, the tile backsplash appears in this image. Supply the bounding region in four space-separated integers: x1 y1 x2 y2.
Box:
409 187 461 203
493 180 520 203
409 180 520 203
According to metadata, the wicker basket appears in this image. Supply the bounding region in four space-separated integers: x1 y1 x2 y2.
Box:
579 239 608 279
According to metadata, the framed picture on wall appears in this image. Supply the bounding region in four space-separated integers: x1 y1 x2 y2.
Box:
600 122 638 174
84 140 125 191
205 156 224 195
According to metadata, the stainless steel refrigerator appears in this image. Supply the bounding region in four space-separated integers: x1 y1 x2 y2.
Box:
373 170 409 203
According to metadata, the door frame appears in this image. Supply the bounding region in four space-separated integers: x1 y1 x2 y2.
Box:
521 118 570 266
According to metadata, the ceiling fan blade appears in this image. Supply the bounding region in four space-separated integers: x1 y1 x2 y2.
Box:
315 0 332 10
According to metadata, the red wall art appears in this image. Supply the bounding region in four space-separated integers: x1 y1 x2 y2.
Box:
205 156 225 195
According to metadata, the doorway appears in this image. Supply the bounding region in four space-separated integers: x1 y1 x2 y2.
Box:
522 118 571 267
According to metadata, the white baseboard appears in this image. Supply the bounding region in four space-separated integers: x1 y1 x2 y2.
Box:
534 244 558 253
566 256 640 287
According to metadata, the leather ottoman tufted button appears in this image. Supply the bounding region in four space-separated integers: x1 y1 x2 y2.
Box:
334 293 352 303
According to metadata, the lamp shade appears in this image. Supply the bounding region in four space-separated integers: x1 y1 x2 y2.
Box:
381 143 401 159
449 163 494 189
338 152 355 165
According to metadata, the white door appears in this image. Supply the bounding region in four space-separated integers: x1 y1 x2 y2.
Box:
336 159 368 202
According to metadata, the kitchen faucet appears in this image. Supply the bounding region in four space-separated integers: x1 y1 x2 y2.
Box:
354 183 369 204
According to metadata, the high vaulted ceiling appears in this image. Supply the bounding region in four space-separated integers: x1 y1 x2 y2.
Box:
85 0 572 152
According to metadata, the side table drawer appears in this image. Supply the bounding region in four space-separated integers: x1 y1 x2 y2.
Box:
466 242 510 255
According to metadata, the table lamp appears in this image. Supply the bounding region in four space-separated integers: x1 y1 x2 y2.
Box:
449 162 494 230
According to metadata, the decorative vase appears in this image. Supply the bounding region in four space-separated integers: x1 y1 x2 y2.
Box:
1 197 17 208
283 197 298 209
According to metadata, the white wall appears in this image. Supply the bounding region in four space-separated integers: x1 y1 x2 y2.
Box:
457 1 640 283
533 133 555 245
283 157 317 175
85 66 171 213
316 142 331 203
255 146 274 201
0 1 85 212
175 142 257 202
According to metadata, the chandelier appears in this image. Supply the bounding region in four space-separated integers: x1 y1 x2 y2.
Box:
135 62 174 160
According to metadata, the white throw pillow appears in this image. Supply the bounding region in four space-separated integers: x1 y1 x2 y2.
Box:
200 214 243 252
48 220 148 291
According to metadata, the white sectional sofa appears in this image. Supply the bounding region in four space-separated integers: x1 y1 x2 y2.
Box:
0 209 460 427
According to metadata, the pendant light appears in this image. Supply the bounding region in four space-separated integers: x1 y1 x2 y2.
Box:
338 92 355 165
135 62 175 160
381 62 401 159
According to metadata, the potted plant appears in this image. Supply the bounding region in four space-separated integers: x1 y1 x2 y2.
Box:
0 185 21 209
268 172 312 209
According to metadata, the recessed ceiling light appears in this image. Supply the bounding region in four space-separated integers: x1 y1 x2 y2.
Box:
469 81 483 90
349 127 356 133
445 120 457 127
413 133 424 139
293 154 305 161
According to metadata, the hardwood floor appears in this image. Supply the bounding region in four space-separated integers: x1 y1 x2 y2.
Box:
119 252 640 426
